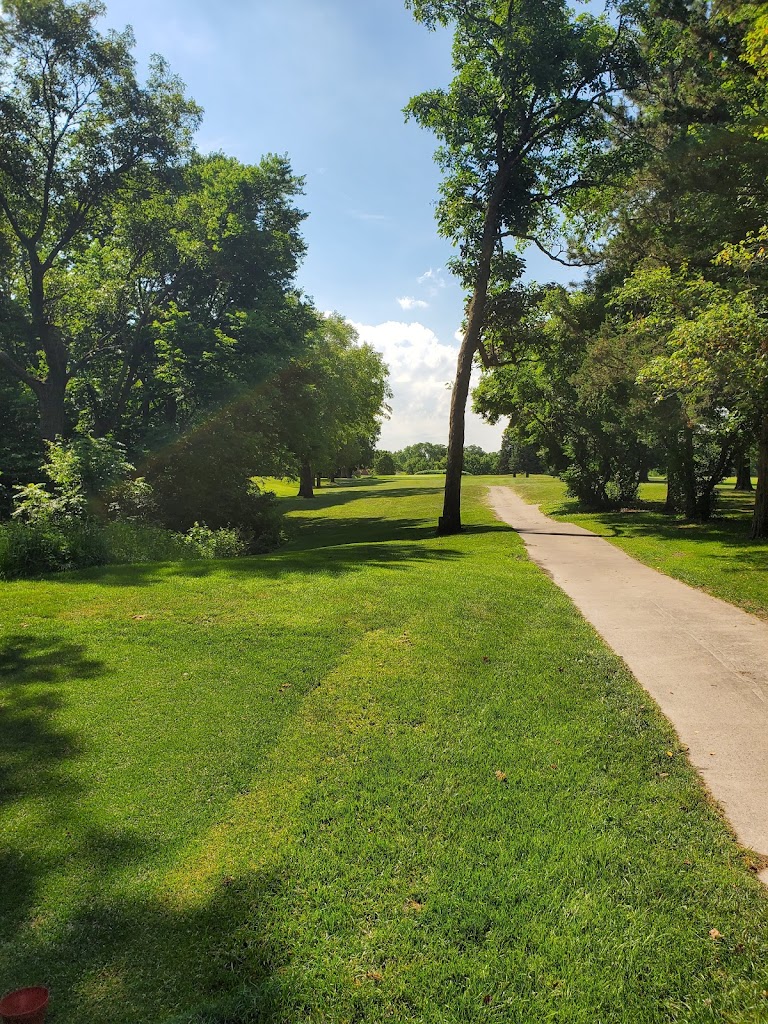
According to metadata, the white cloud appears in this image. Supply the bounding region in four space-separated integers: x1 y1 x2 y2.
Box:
397 296 429 311
352 320 505 452
417 267 448 288
414 266 453 301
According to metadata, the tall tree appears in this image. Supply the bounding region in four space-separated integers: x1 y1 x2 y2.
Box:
273 315 391 499
70 152 311 443
0 0 200 439
405 0 635 532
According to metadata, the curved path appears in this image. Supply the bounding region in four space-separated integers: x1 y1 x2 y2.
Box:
488 486 768 881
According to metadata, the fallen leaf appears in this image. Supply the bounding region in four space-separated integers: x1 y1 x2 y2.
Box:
482 656 490 663
366 971 383 983
495 770 508 783
405 899 424 912
666 751 675 758
132 614 149 621
709 928 723 940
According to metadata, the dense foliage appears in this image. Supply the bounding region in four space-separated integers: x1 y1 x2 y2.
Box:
0 0 390 571
411 0 768 536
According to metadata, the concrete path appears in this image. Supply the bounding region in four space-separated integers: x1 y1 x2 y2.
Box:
488 486 768 881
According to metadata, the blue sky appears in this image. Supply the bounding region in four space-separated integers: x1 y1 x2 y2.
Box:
100 0 581 450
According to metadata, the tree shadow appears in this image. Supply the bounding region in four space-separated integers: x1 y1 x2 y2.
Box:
280 482 444 514
6 860 293 1024
36 507 513 587
0 633 292 1023
0 633 101 807
1 634 105 938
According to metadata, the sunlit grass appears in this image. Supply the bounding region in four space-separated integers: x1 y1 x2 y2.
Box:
1 476 767 1023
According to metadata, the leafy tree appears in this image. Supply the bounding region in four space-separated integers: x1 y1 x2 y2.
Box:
498 424 543 475
625 261 768 535
394 442 448 474
374 451 397 475
474 285 653 509
0 0 200 439
462 444 498 475
406 0 636 532
272 315 391 498
71 152 312 443
579 0 768 287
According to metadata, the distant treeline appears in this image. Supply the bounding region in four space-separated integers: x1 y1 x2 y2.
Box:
375 431 543 476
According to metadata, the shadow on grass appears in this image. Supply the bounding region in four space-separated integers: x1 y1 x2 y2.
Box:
0 633 100 940
280 483 444 515
44 510 511 588
7 862 293 1024
0 633 290 1023
0 633 101 807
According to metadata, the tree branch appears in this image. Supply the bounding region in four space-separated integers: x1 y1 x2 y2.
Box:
0 349 43 390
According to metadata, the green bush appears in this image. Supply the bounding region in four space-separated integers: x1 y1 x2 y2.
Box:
183 523 248 559
561 459 641 510
373 451 397 475
101 522 190 564
147 424 286 550
0 519 110 578
0 520 257 579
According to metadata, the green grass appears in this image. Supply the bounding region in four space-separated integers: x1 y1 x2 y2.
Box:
505 475 768 620
254 476 300 498
2 476 768 1023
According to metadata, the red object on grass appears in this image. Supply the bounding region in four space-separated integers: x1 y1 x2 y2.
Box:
0 988 49 1024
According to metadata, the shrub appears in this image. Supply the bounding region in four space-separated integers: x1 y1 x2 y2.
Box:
0 520 260 579
101 522 190 564
106 476 157 522
373 452 397 474
183 523 248 559
561 459 641 510
147 421 286 550
0 519 110 579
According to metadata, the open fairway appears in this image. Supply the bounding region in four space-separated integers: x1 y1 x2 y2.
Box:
1 476 768 1023
506 476 768 621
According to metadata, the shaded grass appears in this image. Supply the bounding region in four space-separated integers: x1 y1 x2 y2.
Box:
504 475 768 620
1 476 767 1023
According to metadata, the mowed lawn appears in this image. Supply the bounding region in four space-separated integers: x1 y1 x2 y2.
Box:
505 475 768 620
1 476 768 1024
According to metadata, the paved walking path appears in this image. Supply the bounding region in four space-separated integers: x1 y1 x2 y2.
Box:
488 486 768 882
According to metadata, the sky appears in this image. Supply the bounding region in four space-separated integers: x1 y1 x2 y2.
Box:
99 0 582 452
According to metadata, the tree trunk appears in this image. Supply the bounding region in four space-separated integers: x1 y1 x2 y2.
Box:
735 454 753 492
29 256 69 440
681 426 698 520
35 375 68 441
439 336 477 534
750 413 768 539
439 177 508 535
298 459 314 499
315 473 322 488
